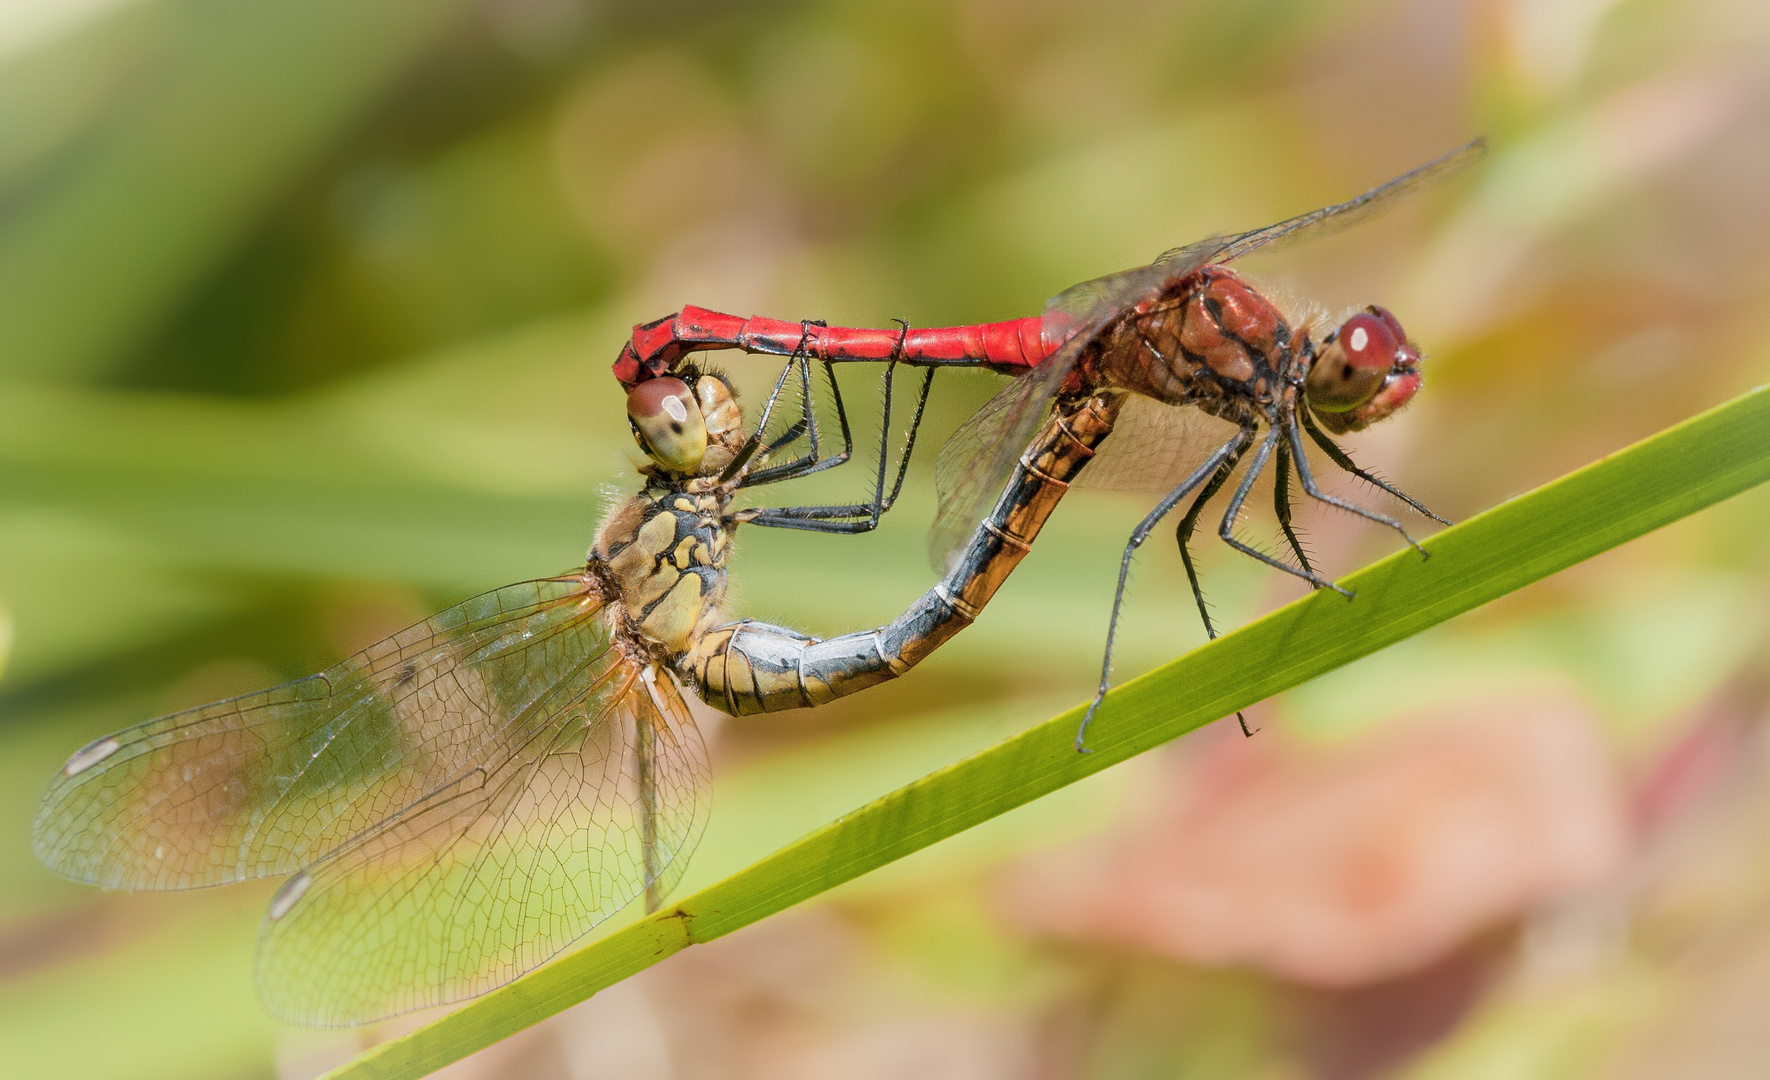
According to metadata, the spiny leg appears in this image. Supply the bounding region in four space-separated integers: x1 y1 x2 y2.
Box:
720 352 803 482
1174 451 1243 639
739 363 937 531
1272 438 1316 579
749 319 932 508
744 361 846 483
1284 413 1427 557
1298 406 1449 525
1172 446 1254 736
739 363 892 521
877 359 936 513
766 355 818 454
1076 426 1255 753
1218 430 1351 595
745 334 854 484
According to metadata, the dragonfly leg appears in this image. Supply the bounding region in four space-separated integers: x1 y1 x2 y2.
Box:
1217 431 1349 594
719 354 802 483
1284 414 1428 557
758 358 821 460
1076 425 1256 753
1298 407 1450 526
1173 452 1243 639
742 354 847 486
738 325 857 486
1173 446 1259 739
740 362 938 532
1272 438 1316 578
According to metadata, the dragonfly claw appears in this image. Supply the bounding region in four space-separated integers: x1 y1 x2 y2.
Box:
1074 698 1104 753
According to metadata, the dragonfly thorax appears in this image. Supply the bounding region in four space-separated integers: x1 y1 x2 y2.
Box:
1080 266 1296 428
1075 266 1422 436
592 487 731 656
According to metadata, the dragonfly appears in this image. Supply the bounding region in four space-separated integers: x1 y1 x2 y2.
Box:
613 139 1485 747
33 364 1121 1027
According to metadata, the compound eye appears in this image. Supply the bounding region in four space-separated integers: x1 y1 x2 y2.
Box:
1366 304 1407 345
1306 312 1395 412
1338 311 1400 371
626 376 707 474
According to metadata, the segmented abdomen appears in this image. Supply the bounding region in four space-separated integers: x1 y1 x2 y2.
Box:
685 393 1123 715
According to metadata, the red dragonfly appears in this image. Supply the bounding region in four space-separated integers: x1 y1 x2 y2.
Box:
614 140 1484 746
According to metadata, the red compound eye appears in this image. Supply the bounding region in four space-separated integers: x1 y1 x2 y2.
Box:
1338 311 1399 371
1366 305 1408 348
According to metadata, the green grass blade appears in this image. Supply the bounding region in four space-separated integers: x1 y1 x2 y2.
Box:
327 384 1770 1079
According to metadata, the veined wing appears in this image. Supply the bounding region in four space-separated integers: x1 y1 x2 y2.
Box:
1074 393 1237 492
1171 137 1486 267
256 659 708 1026
928 354 1071 570
34 574 626 891
927 242 1230 569
928 140 1486 563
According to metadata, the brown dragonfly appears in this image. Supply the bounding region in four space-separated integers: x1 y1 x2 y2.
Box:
613 139 1485 746
33 366 1118 1026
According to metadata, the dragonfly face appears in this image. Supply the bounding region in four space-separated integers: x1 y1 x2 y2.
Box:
625 371 749 479
1304 305 1424 435
627 375 708 474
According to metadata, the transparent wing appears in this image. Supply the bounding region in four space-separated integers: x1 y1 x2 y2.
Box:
33 573 618 891
928 356 1070 570
926 244 1230 570
1161 138 1487 267
1043 256 1191 329
1074 393 1237 492
927 139 1484 570
255 661 709 1027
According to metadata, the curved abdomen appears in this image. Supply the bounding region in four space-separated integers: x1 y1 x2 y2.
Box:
685 393 1122 715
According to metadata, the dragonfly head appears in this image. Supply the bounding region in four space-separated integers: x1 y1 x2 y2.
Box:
626 371 749 477
627 376 708 475
1305 305 1422 434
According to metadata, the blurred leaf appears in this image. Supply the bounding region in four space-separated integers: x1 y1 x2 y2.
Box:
0 310 633 684
325 385 1770 1078
0 0 472 382
0 888 279 1080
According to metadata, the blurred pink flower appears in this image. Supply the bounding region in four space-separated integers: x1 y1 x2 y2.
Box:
999 689 1629 985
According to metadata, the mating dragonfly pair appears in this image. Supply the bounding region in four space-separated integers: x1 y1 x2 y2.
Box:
32 140 1484 1026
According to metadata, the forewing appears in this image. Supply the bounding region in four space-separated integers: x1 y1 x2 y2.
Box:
33 574 611 892
254 660 710 1027
926 240 1230 570
1166 138 1486 267
926 140 1483 570
1043 258 1181 329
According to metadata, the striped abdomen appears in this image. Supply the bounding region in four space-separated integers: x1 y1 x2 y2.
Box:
685 392 1123 715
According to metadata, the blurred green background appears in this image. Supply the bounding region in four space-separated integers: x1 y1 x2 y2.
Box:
5 0 1770 1077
